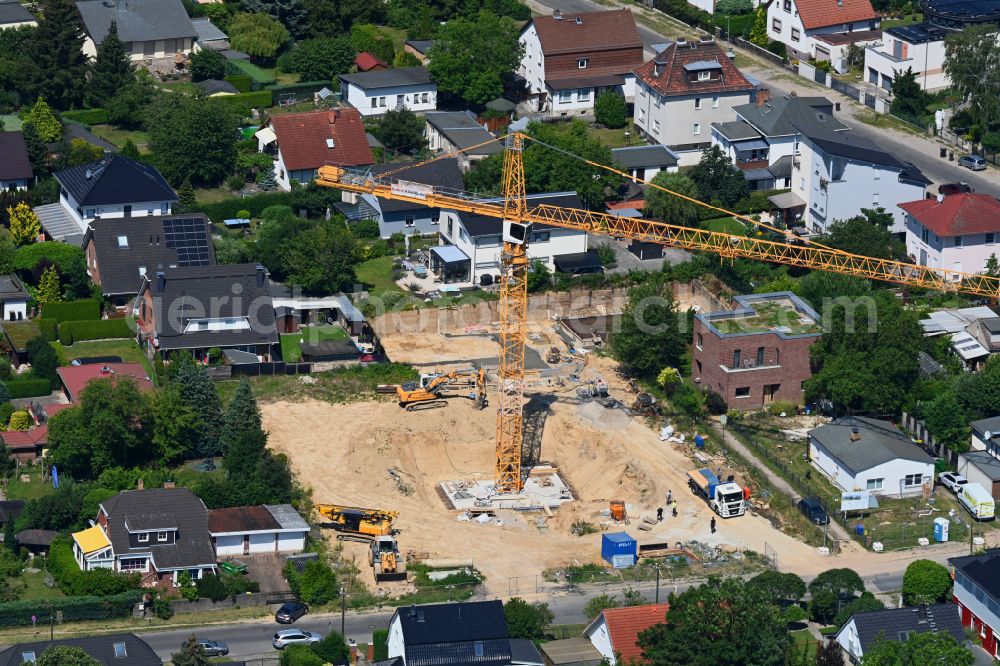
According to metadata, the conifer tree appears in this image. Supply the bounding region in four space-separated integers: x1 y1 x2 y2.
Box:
31 0 90 109
176 179 197 212
120 138 140 160
89 22 133 107
173 361 223 456
36 265 62 303
23 97 62 144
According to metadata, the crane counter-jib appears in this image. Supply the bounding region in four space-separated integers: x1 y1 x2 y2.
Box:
314 166 1000 300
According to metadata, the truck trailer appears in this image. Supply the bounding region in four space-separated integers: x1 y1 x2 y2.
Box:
687 468 746 518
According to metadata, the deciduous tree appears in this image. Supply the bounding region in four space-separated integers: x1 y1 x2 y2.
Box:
816 639 845 666
504 597 554 640
145 95 238 186
153 386 201 465
861 631 973 666
280 37 354 81
689 146 748 207
427 12 523 106
189 49 226 82
638 577 787 666
37 646 100 666
8 202 41 245
374 107 426 154
944 25 1000 131
902 559 952 606
278 219 362 294
89 22 133 106
312 631 351 663
227 12 290 59
645 172 702 227
241 0 308 39
747 570 806 603
611 280 688 379
819 208 903 259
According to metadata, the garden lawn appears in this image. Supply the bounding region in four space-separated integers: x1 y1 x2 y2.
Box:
790 629 818 661
882 12 923 27
282 326 351 362
16 570 66 601
280 334 303 363
356 256 405 298
704 217 746 235
194 187 234 204
5 471 56 501
88 125 151 151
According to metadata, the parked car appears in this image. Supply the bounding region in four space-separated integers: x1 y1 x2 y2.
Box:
272 629 322 650
938 181 972 196
797 497 830 525
275 600 309 624
938 472 968 494
958 155 987 171
188 639 228 657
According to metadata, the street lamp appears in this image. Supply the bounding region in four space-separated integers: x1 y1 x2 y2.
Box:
340 586 346 637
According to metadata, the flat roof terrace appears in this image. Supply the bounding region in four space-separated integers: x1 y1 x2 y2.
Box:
701 292 822 337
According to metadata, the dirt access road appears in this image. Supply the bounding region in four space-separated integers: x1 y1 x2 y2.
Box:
262 355 846 595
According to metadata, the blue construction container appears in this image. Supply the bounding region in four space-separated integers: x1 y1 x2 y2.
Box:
601 532 637 568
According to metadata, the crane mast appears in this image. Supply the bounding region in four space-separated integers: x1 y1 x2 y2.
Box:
315 132 1000 496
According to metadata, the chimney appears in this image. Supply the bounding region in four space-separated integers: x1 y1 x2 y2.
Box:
408 605 417 618
163 480 176 489
756 88 771 107
653 60 665 77
936 193 945 203
256 264 266 288
553 9 563 19
149 235 153 245
850 427 861 442
137 478 144 490
156 271 166 292
328 110 338 124
85 169 93 179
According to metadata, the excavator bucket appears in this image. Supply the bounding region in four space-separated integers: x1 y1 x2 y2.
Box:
375 552 407 582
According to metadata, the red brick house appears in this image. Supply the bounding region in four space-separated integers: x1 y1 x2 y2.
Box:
518 9 643 116
691 292 821 410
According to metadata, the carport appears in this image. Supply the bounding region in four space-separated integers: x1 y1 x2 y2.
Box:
554 250 603 275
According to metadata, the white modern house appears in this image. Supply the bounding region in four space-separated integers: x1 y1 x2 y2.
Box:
790 129 929 234
971 416 1000 458
900 193 1000 280
864 23 949 92
337 67 437 117
766 0 879 60
208 505 309 556
711 95 848 192
812 31 882 73
518 9 643 117
76 0 197 61
438 192 592 283
808 416 935 497
632 38 754 164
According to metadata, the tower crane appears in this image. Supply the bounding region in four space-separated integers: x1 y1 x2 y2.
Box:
316 132 1000 494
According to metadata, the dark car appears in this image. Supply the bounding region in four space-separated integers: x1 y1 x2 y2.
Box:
938 181 972 196
275 601 309 624
798 497 830 525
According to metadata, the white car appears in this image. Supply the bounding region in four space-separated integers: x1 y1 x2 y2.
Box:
938 472 968 494
272 629 322 650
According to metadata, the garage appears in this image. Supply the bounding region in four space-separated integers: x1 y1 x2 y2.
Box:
208 505 309 557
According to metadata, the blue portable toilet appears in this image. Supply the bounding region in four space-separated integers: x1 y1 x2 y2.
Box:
601 532 637 568
933 517 949 542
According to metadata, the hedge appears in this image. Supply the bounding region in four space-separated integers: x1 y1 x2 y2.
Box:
196 190 293 222
225 59 276 89
41 299 101 323
0 590 143 627
207 90 274 116
224 74 252 93
5 378 53 398
266 80 335 102
36 318 57 341
58 318 132 345
62 108 109 125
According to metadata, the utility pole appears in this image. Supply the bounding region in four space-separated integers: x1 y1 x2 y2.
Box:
655 565 661 603
971 525 975 555
340 586 346 637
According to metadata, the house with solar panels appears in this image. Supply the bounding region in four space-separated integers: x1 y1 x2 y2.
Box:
35 156 178 246
83 215 216 307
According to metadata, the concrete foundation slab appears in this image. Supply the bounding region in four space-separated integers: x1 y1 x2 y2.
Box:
441 465 574 511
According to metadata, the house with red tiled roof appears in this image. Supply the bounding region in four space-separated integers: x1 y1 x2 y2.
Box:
255 109 374 191
0 427 47 463
583 603 668 665
766 0 879 60
632 38 753 163
56 363 154 403
354 52 388 72
518 9 643 117
901 194 1000 280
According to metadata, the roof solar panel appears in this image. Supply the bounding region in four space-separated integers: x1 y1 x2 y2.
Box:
162 217 211 267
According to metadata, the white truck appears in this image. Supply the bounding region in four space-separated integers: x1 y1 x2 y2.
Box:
959 482 995 521
687 468 746 518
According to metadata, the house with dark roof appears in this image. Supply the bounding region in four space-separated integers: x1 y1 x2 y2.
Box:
583 603 667 665
71 487 217 589
191 16 228 51
950 549 1000 656
76 0 197 61
711 95 847 192
632 37 754 162
901 194 1000 281
196 78 238 96
83 214 216 305
0 633 160 666
358 158 464 238
611 145 679 184
208 504 308 555
133 264 279 361
791 127 929 234
519 9 643 117
834 604 965 662
439 192 591 284
338 66 437 117
0 1 35 29
256 109 374 191
808 416 935 496
766 0 879 60
0 132 32 190
43 155 178 241
423 112 502 171
971 416 1000 458
387 600 541 666
0 275 28 321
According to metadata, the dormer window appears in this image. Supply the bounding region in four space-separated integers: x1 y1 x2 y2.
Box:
578 58 588 69
137 532 149 543
158 531 168 541
698 71 712 81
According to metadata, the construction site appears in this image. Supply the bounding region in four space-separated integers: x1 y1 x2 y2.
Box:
260 282 829 595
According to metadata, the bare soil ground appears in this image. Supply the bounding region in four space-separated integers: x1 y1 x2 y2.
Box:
261 354 826 594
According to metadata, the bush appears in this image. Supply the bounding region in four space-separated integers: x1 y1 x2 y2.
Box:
61 108 109 125
58 319 132 345
224 75 252 93
0 590 143 626
207 90 274 116
226 173 246 191
766 40 787 59
373 629 389 661
42 539 140 598
594 91 627 129
353 219 381 239
196 191 294 222
0 403 13 426
40 300 101 323
225 59 276 89
5 379 52 399
705 390 727 415
284 558 337 605
36 318 58 340
902 559 952 606
766 400 797 416
152 595 173 619
7 412 29 431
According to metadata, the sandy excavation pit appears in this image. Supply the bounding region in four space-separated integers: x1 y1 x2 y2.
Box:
261 355 828 592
